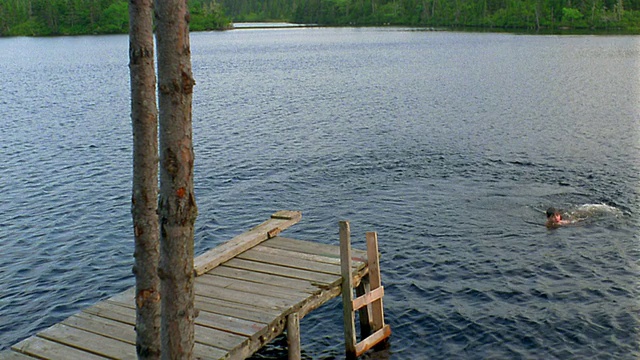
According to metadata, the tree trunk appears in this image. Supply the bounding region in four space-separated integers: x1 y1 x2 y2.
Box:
155 0 198 358
129 0 161 359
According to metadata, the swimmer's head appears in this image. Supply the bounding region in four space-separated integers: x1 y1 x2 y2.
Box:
545 207 565 227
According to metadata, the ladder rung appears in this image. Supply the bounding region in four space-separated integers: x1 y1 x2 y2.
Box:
351 286 384 311
355 324 391 356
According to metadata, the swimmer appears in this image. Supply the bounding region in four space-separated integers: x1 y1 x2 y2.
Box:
546 207 569 228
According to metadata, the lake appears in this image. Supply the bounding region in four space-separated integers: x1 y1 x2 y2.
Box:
1 28 639 359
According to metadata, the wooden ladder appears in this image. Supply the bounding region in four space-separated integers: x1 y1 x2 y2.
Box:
340 221 391 359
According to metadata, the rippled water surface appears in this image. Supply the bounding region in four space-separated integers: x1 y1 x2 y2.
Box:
1 29 639 359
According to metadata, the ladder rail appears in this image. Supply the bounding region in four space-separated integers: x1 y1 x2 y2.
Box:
340 222 391 359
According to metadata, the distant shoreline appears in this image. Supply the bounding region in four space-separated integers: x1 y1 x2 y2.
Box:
2 23 638 38
219 22 640 35
231 22 314 29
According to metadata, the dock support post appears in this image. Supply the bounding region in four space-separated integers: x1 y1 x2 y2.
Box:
287 313 301 360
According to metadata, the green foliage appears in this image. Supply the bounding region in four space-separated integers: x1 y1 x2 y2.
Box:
7 18 49 36
221 0 640 31
488 1 537 28
190 0 232 31
98 1 128 34
621 10 640 31
562 7 583 22
0 0 231 37
0 0 638 36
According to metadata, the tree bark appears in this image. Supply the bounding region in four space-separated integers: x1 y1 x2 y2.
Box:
155 0 198 358
129 0 161 359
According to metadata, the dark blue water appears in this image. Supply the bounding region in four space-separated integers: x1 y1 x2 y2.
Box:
1 29 639 359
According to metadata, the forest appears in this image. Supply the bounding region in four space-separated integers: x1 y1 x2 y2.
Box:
1 0 639 36
0 0 230 36
224 0 640 31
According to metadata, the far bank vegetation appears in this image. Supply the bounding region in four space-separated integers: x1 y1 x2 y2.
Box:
0 0 230 36
1 0 638 37
224 0 640 32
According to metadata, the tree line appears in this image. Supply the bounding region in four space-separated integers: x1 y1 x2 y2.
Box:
222 0 640 31
2 0 638 36
0 0 230 36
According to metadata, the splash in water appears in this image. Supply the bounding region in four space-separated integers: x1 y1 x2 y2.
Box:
567 203 622 220
550 203 622 227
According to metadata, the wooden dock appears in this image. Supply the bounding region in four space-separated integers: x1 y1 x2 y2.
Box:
1 211 388 360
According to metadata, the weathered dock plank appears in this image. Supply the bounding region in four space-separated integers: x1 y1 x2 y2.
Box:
62 313 135 344
83 301 248 352
36 323 137 359
194 295 282 324
237 247 343 276
192 343 229 360
193 211 302 276
264 236 368 263
12 336 109 360
0 350 39 359
207 309 268 336
196 273 310 301
223 257 341 286
254 243 344 266
195 280 300 311
209 264 324 294
82 301 136 325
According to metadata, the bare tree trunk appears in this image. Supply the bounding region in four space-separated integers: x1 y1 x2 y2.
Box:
535 0 541 30
129 0 161 359
155 0 198 358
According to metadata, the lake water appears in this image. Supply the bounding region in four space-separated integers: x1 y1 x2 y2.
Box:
1 28 639 359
